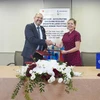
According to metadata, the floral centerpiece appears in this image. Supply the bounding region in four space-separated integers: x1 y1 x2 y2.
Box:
11 60 81 100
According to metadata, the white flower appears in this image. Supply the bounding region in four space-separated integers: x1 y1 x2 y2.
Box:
49 60 59 69
36 60 48 68
30 73 36 80
36 70 43 74
58 78 63 83
36 60 59 69
47 71 55 76
63 77 70 84
33 67 43 74
73 72 82 77
66 73 72 79
20 66 28 76
57 64 67 72
61 66 70 74
48 76 55 83
46 67 55 76
29 70 33 74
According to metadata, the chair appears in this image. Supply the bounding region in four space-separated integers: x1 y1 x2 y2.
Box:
7 51 23 66
81 52 96 66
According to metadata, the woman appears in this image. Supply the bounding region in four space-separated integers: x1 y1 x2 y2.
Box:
57 18 82 66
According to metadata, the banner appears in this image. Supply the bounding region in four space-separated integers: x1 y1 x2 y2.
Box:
40 8 70 44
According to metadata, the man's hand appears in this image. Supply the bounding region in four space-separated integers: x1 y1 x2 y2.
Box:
55 43 62 48
45 40 53 45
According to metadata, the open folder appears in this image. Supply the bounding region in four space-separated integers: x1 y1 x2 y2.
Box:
36 50 50 56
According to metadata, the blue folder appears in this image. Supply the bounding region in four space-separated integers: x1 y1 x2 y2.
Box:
96 53 100 69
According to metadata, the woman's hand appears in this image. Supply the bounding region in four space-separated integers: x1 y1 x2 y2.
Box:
61 50 67 54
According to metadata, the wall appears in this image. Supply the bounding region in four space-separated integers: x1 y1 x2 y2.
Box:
0 0 44 52
0 52 14 65
72 0 100 52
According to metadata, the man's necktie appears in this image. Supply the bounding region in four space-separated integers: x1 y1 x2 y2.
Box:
37 27 40 38
37 27 43 50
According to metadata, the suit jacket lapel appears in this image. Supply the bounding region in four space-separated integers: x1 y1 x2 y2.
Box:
40 26 45 39
31 23 39 38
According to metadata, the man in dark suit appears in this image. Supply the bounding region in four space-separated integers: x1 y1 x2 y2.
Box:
22 13 53 65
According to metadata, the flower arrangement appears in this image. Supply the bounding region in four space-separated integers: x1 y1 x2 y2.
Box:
11 60 81 100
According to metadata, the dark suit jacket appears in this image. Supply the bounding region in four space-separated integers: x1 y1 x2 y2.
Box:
22 23 47 58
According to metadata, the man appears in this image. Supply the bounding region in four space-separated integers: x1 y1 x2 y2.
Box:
22 13 53 65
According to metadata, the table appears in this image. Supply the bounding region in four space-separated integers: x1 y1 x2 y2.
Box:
0 66 100 100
